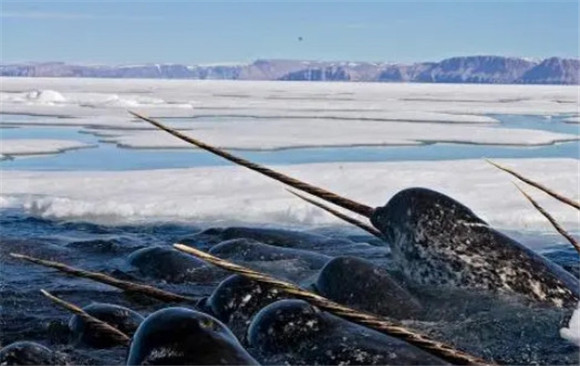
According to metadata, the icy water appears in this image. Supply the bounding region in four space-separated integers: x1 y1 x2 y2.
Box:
1 210 579 365
1 112 579 365
0 114 578 171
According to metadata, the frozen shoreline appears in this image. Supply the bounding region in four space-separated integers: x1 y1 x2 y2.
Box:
2 158 578 234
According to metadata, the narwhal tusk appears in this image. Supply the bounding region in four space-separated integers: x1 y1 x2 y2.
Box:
40 289 130 346
173 243 491 365
10 253 197 304
514 184 580 254
286 189 384 239
128 111 375 218
487 159 580 210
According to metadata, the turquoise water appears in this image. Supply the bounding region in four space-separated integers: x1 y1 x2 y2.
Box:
1 114 578 171
1 139 578 171
489 114 579 135
1 126 97 142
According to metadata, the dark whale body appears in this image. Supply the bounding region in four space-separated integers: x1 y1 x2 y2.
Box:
185 227 349 249
371 187 579 307
126 307 259 365
68 303 144 348
182 227 386 259
315 256 423 319
209 238 332 282
209 238 331 269
248 299 447 365
207 274 287 344
127 246 213 283
0 342 62 365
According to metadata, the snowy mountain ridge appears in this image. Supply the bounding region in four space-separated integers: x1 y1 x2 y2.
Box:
1 56 578 84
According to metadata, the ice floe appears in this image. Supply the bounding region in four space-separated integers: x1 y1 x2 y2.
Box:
0 139 94 159
25 89 67 104
1 79 578 151
99 119 578 150
563 116 580 124
1 79 578 238
1 79 577 151
1 158 578 236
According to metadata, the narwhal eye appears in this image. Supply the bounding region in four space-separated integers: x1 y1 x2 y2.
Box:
199 318 216 329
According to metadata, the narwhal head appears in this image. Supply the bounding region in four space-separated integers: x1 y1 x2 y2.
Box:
368 187 497 286
371 188 579 307
371 187 487 256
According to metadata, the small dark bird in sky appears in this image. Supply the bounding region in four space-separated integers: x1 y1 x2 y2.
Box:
298 36 303 42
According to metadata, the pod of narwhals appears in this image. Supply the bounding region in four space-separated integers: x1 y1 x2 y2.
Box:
2 224 578 365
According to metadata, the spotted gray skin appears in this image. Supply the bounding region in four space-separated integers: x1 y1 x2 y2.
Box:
207 274 287 345
370 187 579 308
248 299 447 365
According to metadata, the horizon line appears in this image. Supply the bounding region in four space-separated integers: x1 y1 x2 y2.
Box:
2 54 578 67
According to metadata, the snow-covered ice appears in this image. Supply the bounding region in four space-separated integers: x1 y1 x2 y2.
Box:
101 119 577 150
563 116 580 124
1 78 578 119
0 78 578 234
1 158 578 234
23 89 67 104
4 113 575 150
1 87 191 111
2 78 578 149
0 139 93 159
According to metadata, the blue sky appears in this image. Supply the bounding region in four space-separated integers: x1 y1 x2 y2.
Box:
1 1 578 64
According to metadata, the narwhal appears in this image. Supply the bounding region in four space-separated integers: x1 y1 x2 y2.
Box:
129 112 579 308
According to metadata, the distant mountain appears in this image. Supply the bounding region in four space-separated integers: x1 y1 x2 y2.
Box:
1 56 578 84
413 56 537 84
519 57 580 85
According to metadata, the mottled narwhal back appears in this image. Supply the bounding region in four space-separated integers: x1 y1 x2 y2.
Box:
371 187 579 308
